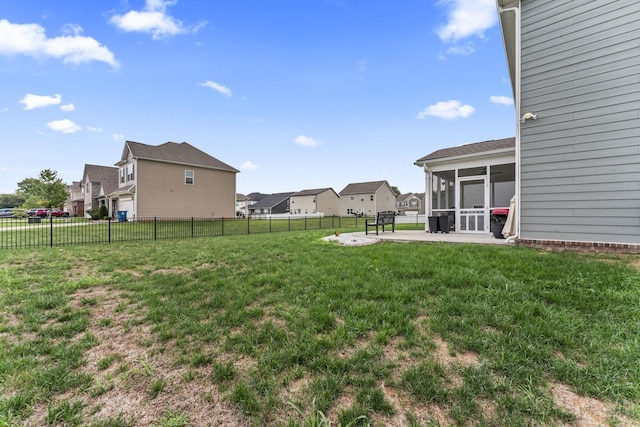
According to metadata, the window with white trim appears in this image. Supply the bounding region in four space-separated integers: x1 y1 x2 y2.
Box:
185 170 194 185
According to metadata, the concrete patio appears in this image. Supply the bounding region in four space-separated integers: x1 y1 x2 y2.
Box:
350 230 513 245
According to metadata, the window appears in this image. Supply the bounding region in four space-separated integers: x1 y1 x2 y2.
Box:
126 164 134 181
120 168 125 184
350 196 354 201
185 170 194 185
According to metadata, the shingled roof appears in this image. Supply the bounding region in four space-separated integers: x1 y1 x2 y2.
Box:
415 137 515 165
122 141 239 172
82 164 119 195
292 188 336 197
339 180 389 196
249 192 295 209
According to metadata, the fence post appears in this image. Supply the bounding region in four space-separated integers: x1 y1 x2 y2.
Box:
191 217 194 238
154 217 157 240
108 218 111 243
50 215 53 248
247 215 250 235
221 217 225 236
304 215 307 230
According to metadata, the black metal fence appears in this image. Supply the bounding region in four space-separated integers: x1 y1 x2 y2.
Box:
0 215 367 249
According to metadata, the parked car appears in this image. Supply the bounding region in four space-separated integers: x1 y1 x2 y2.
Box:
0 208 15 218
27 208 38 216
34 208 49 217
50 209 70 217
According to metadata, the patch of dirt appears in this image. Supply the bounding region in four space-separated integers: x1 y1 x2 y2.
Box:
378 380 452 426
550 382 636 427
23 285 248 427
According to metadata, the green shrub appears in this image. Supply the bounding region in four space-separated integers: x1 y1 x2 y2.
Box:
98 205 109 219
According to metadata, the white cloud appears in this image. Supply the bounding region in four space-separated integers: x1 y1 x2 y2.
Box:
112 133 125 141
87 126 102 132
490 95 514 106
416 100 475 120
60 103 75 112
200 81 232 97
20 93 61 110
436 0 497 43
241 161 259 170
110 0 206 40
294 135 322 147
0 19 118 67
439 43 475 59
47 119 81 133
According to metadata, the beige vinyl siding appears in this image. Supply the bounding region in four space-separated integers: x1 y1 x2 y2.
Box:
519 0 640 244
136 159 236 218
290 195 315 214
316 190 339 216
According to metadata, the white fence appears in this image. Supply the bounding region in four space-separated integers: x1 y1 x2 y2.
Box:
395 214 426 225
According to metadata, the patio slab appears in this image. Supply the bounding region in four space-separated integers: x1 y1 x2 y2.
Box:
350 230 512 245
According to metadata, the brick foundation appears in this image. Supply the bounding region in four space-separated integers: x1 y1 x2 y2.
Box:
516 238 640 254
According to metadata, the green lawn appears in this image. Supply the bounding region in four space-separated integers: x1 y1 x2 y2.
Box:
1 231 639 426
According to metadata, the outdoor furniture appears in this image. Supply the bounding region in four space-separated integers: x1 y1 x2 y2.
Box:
365 211 395 235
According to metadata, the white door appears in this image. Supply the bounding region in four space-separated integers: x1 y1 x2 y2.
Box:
457 177 488 233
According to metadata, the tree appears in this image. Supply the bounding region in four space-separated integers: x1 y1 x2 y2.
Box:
0 193 25 208
391 186 401 196
16 169 68 209
38 169 68 209
16 177 41 197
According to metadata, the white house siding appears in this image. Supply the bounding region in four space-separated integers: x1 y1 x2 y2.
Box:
519 0 640 244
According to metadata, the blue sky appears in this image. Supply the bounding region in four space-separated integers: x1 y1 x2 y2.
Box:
0 0 515 196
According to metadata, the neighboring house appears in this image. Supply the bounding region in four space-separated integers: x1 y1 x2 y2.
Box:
496 0 640 249
108 141 239 219
81 164 119 218
65 181 84 217
415 138 516 233
246 192 269 202
339 180 397 217
290 188 339 216
236 194 250 218
248 192 294 215
396 193 425 216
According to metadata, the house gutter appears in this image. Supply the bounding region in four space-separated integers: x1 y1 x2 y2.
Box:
497 1 521 243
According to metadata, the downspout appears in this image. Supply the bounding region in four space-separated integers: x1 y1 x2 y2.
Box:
498 3 521 244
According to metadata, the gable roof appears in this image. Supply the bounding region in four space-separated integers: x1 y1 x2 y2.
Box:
121 141 239 173
339 180 389 196
292 188 337 197
397 193 423 202
246 192 269 201
82 164 119 197
82 164 118 185
249 192 294 209
414 137 515 165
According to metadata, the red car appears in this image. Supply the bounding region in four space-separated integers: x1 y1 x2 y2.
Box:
34 208 49 217
50 209 70 217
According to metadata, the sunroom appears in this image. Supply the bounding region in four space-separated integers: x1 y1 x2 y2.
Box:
414 138 515 235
